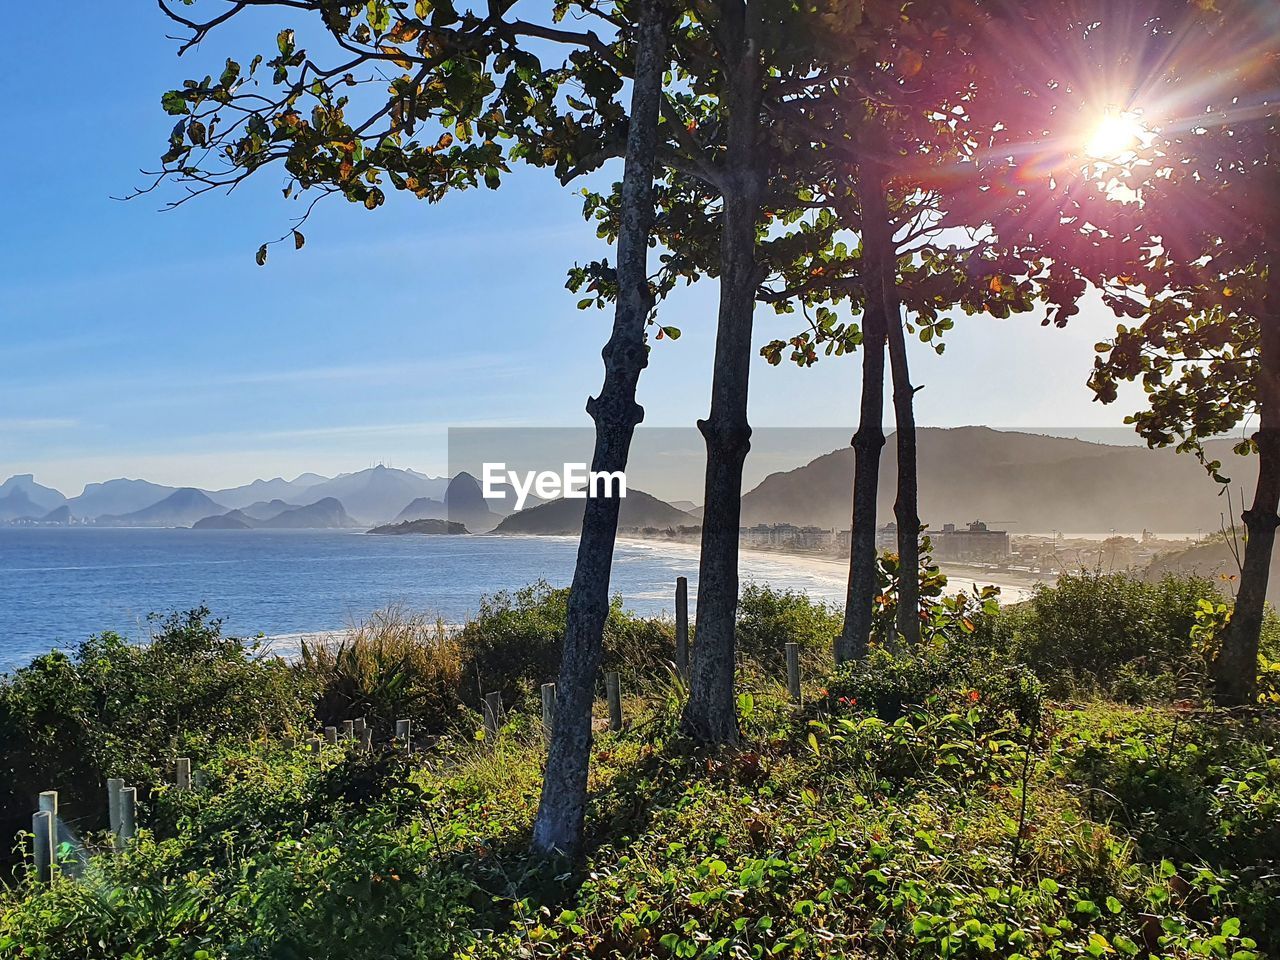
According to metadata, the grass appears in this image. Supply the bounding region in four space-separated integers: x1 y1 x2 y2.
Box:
1 671 1274 960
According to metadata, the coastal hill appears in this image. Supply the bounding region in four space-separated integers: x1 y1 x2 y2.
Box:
66 478 180 519
492 489 698 536
295 466 448 524
0 475 65 519
368 518 468 535
739 426 1253 534
394 473 504 533
194 497 360 530
207 474 327 510
98 488 228 527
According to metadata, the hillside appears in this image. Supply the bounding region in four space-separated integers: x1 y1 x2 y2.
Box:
97 488 228 527
367 518 468 535
67 478 176 519
492 489 698 535
0 475 65 515
0 489 45 522
240 499 299 521
192 510 255 530
392 472 504 532
298 465 448 524
208 475 327 510
257 497 359 529
739 426 1252 534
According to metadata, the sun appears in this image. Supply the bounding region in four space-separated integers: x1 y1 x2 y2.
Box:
1084 109 1146 162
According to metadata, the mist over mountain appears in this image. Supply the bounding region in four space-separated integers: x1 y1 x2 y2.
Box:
97 488 228 527
493 489 698 535
739 426 1253 534
66 479 177 519
0 475 66 515
0 489 46 521
208 474 328 510
240 499 300 521
258 497 359 529
296 465 448 524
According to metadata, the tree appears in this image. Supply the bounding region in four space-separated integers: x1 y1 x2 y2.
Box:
1075 0 1280 704
531 0 670 854
760 0 1062 660
145 0 689 855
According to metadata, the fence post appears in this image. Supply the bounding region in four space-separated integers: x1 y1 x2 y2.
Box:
282 736 296 751
119 787 137 845
341 719 355 740
107 778 124 849
786 642 802 704
395 719 411 749
175 757 192 791
309 736 322 754
483 692 502 738
360 725 373 752
324 726 338 745
540 683 556 741
675 576 689 679
32 811 53 884
606 671 623 731
38 791 58 873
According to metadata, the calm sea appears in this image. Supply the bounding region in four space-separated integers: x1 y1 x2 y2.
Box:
0 529 851 671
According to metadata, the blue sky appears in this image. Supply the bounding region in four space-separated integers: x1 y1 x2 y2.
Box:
0 5 1139 496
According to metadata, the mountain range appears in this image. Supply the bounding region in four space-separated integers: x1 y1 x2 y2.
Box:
0 427 1260 534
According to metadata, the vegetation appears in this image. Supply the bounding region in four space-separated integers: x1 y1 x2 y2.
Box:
3 576 1278 957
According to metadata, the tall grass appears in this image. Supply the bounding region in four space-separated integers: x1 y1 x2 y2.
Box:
301 607 465 732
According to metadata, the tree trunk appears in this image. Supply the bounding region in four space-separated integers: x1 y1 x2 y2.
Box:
835 298 886 663
682 4 762 745
530 0 667 856
1212 273 1280 705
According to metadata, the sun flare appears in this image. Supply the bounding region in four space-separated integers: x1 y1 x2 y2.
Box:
1084 109 1146 162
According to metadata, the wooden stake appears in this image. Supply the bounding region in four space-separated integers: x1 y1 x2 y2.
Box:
606 671 623 731
107 778 124 848
341 719 355 740
324 726 338 745
786 642 802 704
175 758 192 791
32 811 53 883
483 692 502 738
119 787 137 845
540 682 556 740
675 576 689 679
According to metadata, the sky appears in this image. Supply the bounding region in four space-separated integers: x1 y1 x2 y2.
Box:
0 5 1143 497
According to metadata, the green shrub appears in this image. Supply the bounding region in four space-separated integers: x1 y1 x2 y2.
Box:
455 581 673 709
823 641 1043 728
301 608 466 733
734 582 841 671
979 571 1221 699
0 608 310 868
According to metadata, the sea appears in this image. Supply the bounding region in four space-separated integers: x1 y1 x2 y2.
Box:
0 529 858 672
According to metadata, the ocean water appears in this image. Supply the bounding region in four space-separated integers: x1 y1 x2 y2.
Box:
0 529 851 671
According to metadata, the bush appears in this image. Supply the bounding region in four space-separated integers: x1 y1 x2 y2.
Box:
823 640 1043 728
0 608 310 870
301 608 465 733
455 581 673 710
735 582 841 671
979 571 1221 699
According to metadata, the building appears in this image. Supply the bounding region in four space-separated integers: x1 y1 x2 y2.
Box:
933 520 1010 563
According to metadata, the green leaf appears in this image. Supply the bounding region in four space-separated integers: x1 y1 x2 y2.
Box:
660 325 682 340
161 90 189 116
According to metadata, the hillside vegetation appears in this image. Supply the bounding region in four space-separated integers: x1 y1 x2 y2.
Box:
0 575 1276 959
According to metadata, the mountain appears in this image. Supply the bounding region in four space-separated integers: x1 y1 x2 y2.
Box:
257 497 359 529
738 426 1256 534
207 474 328 510
492 489 698 536
0 475 66 514
1142 538 1280 605
98 488 228 527
388 472 504 532
0 489 45 521
68 479 176 519
298 466 447 524
193 509 255 530
670 500 700 514
368 518 468 535
240 499 299 521
39 505 72 525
